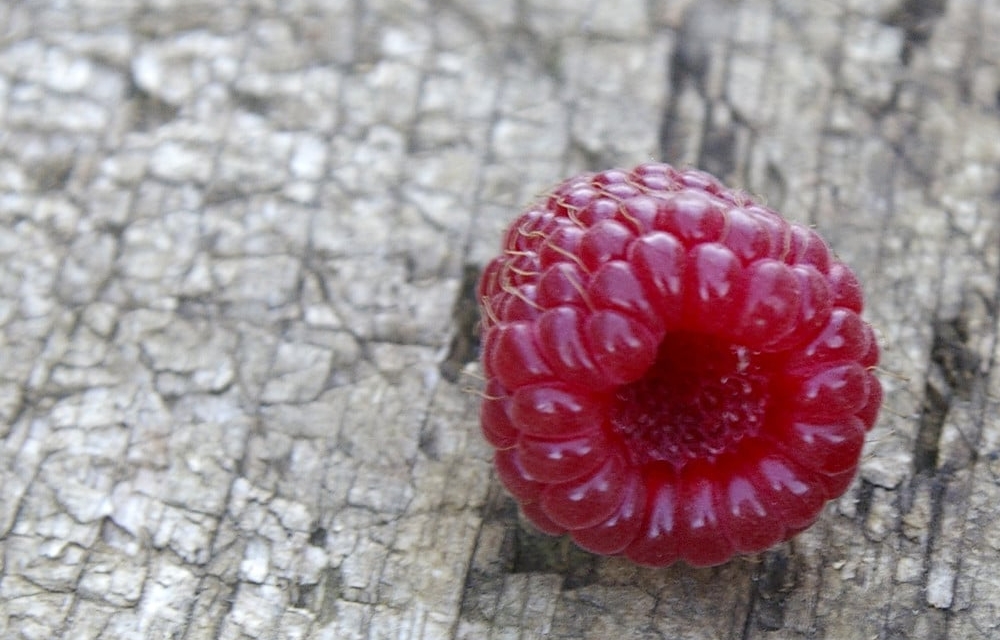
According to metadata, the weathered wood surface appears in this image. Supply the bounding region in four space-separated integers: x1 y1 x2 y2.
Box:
1 0 998 638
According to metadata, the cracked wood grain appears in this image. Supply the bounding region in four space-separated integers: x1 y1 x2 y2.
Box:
0 0 998 639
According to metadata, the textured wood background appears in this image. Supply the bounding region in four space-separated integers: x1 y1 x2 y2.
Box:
1 0 999 638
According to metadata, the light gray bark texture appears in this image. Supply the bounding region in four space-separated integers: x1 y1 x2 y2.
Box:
1 0 999 638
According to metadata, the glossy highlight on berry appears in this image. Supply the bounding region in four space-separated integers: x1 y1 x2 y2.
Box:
477 162 882 567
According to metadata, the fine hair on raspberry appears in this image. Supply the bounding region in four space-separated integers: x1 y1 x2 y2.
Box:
477 162 882 567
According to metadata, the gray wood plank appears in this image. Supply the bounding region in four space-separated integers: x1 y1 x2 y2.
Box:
1 0 998 638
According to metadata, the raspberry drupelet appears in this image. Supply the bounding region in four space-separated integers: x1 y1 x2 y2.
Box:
477 163 882 567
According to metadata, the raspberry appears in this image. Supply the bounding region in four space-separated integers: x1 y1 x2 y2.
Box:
478 163 882 567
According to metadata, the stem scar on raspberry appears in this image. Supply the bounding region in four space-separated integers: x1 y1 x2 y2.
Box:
477 162 882 567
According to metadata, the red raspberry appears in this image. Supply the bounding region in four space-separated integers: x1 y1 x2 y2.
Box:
478 163 882 567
